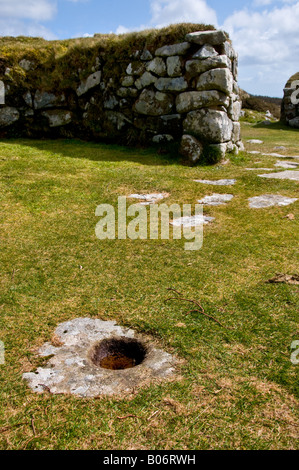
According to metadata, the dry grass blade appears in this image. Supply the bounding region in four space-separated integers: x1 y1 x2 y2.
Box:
0 422 28 434
165 288 231 329
116 414 137 420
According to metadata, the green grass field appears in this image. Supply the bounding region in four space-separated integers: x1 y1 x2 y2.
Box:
0 121 298 450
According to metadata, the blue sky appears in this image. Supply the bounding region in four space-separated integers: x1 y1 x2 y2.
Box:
1 0 299 97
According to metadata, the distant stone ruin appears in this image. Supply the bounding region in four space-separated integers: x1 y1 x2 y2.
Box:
0 26 242 164
281 72 299 129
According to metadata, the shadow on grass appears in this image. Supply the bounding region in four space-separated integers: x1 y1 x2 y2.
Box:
253 121 299 132
4 137 183 167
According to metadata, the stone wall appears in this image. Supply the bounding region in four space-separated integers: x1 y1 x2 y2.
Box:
281 72 299 129
0 28 242 164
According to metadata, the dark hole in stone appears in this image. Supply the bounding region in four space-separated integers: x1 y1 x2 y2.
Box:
90 337 147 370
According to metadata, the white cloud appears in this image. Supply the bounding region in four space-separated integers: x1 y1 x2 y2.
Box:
223 1 299 96
0 0 56 20
0 0 57 38
150 0 218 28
0 18 57 39
115 25 131 35
115 0 218 37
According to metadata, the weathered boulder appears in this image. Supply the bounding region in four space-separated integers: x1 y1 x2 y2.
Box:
23 91 33 107
134 89 174 116
196 68 233 95
228 96 242 121
0 107 20 127
135 72 157 90
105 111 132 131
152 134 174 143
103 95 118 109
232 122 241 142
166 56 182 77
146 57 167 76
192 44 218 59
76 71 102 96
155 42 190 57
289 116 299 128
220 41 237 59
140 49 153 61
155 77 188 92
183 109 233 143
281 72 299 127
34 90 66 109
186 56 231 77
176 90 229 113
121 76 134 87
126 62 146 76
19 59 34 71
180 134 204 164
42 110 72 127
185 30 228 45
116 87 138 98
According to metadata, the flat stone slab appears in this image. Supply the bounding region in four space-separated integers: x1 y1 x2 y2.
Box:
262 152 288 158
246 139 263 144
258 170 299 181
171 215 214 227
245 168 274 171
275 161 299 169
248 194 298 208
128 193 168 205
23 318 176 397
197 193 234 205
194 179 236 186
247 150 261 155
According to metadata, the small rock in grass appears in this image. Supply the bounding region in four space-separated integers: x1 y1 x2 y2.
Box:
170 215 214 227
194 179 236 186
128 193 168 205
262 152 287 158
197 193 234 205
248 194 298 208
245 168 274 171
275 161 299 169
246 139 263 144
258 171 299 181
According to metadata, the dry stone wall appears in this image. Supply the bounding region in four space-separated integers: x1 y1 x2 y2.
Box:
281 73 299 129
0 29 242 164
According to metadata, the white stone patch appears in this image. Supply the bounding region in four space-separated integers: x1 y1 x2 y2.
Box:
171 214 214 227
247 151 261 155
246 140 263 144
197 193 234 205
248 194 298 208
128 193 169 205
258 171 299 182
275 161 299 169
194 179 236 186
261 153 288 158
245 168 274 171
23 318 176 397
